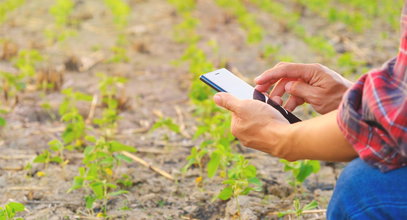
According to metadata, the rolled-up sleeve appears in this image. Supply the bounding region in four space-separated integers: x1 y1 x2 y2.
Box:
337 4 407 172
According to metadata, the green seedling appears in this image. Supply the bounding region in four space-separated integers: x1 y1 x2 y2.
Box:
34 139 68 168
0 202 25 220
168 0 195 14
59 88 92 149
278 199 319 217
103 0 131 63
150 117 181 134
94 73 128 138
168 0 262 204
0 71 24 106
280 159 320 189
46 0 76 42
217 155 262 215
14 49 43 79
215 0 263 44
182 144 209 176
103 0 130 29
69 136 136 214
108 45 129 63
0 0 25 24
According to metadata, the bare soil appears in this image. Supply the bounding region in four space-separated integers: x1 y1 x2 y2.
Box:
0 0 399 219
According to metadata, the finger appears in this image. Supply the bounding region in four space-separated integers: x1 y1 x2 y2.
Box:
285 80 317 101
270 96 283 105
254 82 273 92
213 92 241 113
255 63 315 85
283 95 304 112
269 78 292 98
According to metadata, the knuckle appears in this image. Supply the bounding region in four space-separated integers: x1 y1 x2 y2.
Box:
311 63 323 69
276 61 290 67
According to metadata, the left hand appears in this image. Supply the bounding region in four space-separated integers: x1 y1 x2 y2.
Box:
213 92 292 157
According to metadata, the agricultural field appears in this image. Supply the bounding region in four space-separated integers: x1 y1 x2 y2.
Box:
0 0 403 219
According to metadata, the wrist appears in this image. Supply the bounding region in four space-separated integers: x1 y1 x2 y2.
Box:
264 121 297 160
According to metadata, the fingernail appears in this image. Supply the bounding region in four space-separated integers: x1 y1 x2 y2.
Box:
285 82 293 92
254 76 261 82
213 94 222 105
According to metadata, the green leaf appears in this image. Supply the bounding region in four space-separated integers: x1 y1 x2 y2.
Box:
48 139 63 152
110 141 136 152
243 165 257 178
33 151 50 163
296 163 314 183
207 151 220 178
115 154 133 163
85 195 96 209
70 176 84 191
108 190 129 197
303 200 318 211
308 160 321 173
6 202 25 212
218 186 233 200
0 117 6 127
90 182 104 199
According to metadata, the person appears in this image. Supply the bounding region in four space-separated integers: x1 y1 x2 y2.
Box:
212 4 407 220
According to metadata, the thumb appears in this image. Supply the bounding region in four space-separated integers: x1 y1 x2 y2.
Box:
285 80 316 99
213 92 241 113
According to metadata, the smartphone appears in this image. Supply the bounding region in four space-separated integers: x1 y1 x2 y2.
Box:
200 68 301 123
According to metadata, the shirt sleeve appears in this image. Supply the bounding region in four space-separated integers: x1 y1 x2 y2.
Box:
337 4 407 172
337 57 407 172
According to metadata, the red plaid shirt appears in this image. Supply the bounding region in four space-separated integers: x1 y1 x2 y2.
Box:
337 4 407 172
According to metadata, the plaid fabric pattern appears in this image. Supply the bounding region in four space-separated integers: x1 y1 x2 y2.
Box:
337 4 407 172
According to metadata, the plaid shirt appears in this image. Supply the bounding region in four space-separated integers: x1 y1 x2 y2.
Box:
337 4 407 172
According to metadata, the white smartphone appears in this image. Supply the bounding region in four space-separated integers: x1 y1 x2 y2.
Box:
200 68 301 123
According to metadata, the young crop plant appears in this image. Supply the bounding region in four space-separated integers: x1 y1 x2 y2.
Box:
33 139 68 168
103 0 130 29
167 0 263 205
215 0 263 44
0 202 24 220
0 0 25 24
150 117 181 134
59 88 92 149
14 49 43 79
94 73 128 139
0 50 42 107
46 0 76 42
280 159 320 190
295 0 370 33
69 136 136 216
0 202 25 220
217 155 263 214
278 199 319 218
103 0 131 63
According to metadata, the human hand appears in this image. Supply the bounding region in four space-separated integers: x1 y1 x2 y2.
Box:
213 92 292 158
255 62 353 114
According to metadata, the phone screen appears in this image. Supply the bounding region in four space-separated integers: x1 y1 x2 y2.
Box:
200 68 301 123
200 68 266 100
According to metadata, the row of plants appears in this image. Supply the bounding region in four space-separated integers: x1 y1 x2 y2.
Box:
167 0 264 212
168 0 326 217
214 0 264 44
247 0 363 77
103 0 131 63
0 0 25 25
0 0 135 218
46 0 76 43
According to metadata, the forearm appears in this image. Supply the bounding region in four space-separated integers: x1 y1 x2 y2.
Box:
280 110 358 162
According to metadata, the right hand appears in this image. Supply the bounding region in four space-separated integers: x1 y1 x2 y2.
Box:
254 62 353 114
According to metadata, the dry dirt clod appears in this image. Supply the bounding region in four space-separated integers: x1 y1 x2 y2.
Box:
36 67 64 92
1 40 18 60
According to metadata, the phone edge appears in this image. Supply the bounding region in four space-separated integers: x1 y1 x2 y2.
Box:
199 75 227 93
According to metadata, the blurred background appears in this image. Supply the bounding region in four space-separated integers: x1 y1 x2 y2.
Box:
0 0 404 219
